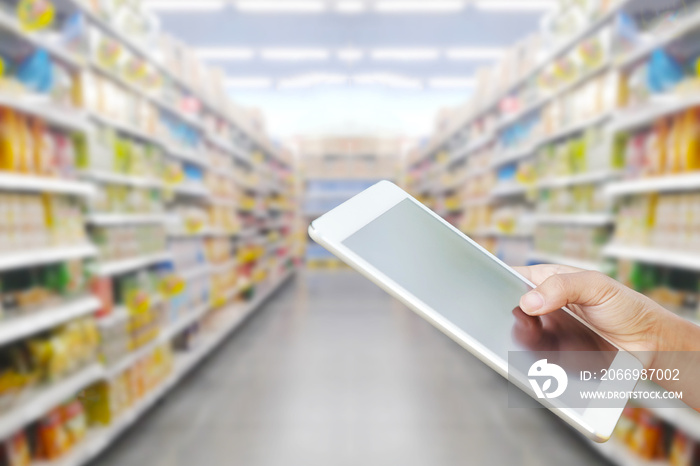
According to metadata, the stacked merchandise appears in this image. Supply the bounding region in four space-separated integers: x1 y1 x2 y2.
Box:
300 137 401 268
0 0 299 464
406 0 700 462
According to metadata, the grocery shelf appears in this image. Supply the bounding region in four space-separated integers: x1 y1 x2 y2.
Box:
462 197 493 208
172 184 211 198
492 230 533 239
95 307 129 329
205 133 251 165
237 227 260 238
538 112 612 146
588 439 668 466
0 244 97 273
86 213 173 226
490 145 535 168
523 0 629 88
103 299 210 379
0 172 96 197
0 94 89 133
63 1 286 167
0 363 104 441
448 133 496 164
89 60 205 134
463 228 496 237
605 173 700 197
610 94 700 134
167 228 235 238
210 258 238 275
491 183 529 198
164 145 210 168
528 251 607 272
0 9 84 70
411 0 630 168
207 196 239 208
536 170 621 189
179 264 211 281
634 380 700 441
532 213 615 226
89 113 161 145
36 270 294 466
0 296 100 347
517 61 612 130
497 112 611 163
617 5 700 70
464 165 493 180
603 244 700 271
497 64 611 134
497 96 548 131
93 252 173 277
80 170 165 189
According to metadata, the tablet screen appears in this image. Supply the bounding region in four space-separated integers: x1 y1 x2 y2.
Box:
342 198 616 373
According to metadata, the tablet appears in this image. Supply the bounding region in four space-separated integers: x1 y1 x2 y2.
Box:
309 180 642 442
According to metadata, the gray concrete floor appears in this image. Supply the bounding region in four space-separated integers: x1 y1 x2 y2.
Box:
94 270 610 466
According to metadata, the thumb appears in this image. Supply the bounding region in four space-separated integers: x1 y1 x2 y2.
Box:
519 271 614 316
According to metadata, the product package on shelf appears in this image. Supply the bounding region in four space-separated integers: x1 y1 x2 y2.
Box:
0 107 80 178
0 260 88 319
0 316 99 412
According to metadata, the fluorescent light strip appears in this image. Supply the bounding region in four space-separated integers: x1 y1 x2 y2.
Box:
371 48 440 61
195 47 255 60
236 0 326 12
144 0 226 11
278 73 348 89
473 0 556 11
336 1 366 13
226 78 273 89
375 1 464 13
337 48 364 62
428 77 476 88
261 48 330 61
353 73 422 89
445 47 505 60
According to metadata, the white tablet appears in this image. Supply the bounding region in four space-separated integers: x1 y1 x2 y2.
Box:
309 180 642 442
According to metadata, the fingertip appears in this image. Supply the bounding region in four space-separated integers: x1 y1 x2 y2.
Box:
520 290 544 315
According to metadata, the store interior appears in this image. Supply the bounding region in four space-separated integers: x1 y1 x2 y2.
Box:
0 0 699 465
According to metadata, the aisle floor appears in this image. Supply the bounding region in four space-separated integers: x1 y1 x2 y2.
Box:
96 270 609 466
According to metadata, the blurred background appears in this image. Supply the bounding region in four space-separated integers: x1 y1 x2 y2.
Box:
0 0 697 465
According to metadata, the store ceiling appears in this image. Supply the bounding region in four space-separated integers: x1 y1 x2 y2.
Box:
150 0 547 90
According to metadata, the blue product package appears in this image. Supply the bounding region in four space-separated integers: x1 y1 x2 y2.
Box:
647 49 684 93
17 49 53 92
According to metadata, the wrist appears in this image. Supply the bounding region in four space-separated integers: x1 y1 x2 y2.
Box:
649 308 700 370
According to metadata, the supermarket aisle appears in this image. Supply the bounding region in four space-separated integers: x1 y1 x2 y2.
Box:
96 270 607 466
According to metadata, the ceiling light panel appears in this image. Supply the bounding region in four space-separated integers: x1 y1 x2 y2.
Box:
375 1 465 13
196 47 255 60
261 48 330 61
472 1 556 11
236 1 326 12
278 73 348 89
337 48 364 62
143 0 226 11
225 78 273 88
353 73 422 89
371 48 440 61
336 1 367 13
445 47 506 60
428 77 476 88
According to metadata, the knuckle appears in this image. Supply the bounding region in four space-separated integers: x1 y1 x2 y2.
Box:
545 274 567 297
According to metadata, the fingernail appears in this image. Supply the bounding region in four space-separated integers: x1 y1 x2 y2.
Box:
521 291 544 313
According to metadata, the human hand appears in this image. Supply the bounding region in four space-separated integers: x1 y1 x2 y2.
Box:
514 264 700 412
512 264 672 358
